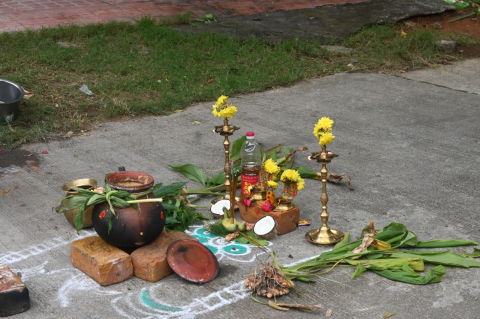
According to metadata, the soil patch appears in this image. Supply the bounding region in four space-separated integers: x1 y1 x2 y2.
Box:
402 9 480 58
0 149 40 168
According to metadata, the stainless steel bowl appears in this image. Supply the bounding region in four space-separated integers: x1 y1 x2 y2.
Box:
0 78 24 123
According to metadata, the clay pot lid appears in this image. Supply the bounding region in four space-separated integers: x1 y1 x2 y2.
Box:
105 171 154 192
166 239 219 283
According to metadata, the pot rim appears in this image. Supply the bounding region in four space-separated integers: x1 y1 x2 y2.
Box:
0 78 25 104
105 171 154 191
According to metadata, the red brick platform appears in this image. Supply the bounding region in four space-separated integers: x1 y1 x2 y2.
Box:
0 0 368 33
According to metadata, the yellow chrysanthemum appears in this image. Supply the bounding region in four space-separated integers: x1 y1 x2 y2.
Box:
280 169 300 183
212 105 237 118
268 180 279 190
263 158 281 175
319 131 335 145
313 117 334 138
215 95 228 107
297 177 305 191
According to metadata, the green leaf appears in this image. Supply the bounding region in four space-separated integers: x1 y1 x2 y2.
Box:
264 145 282 161
169 164 207 186
412 239 479 248
162 203 181 211
73 200 88 233
86 194 106 206
346 257 424 271
351 263 368 279
153 182 187 198
294 166 318 180
55 195 89 213
387 251 480 268
462 248 480 258
373 264 446 285
165 217 179 225
236 230 268 246
207 171 226 186
230 136 246 161
334 232 350 250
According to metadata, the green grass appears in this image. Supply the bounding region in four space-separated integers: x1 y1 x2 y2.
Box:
0 16 478 149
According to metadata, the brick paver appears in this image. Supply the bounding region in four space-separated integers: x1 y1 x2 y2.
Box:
0 0 368 32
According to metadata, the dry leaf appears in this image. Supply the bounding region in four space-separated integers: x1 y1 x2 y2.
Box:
400 30 407 38
276 303 323 311
192 121 202 125
383 313 395 319
0 189 9 196
326 309 332 317
23 90 34 99
268 300 289 311
23 153 34 157
174 110 183 113
327 173 354 190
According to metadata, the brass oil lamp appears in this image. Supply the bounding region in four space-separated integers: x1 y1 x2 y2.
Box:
306 146 344 245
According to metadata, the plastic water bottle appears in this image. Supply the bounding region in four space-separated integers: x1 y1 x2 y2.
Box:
241 132 262 197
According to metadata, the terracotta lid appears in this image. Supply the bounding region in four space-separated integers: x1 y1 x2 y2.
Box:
166 239 219 283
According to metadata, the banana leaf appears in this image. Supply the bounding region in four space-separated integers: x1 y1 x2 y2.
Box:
373 264 446 285
386 251 480 268
462 248 480 258
407 239 479 248
294 166 319 180
169 164 207 186
345 257 424 271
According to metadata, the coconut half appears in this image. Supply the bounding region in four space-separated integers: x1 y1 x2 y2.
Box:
253 215 278 240
210 199 230 219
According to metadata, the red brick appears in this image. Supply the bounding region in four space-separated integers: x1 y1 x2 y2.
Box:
130 231 198 282
0 263 30 317
71 236 133 286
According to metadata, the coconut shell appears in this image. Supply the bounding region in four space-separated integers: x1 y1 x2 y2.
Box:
253 216 278 240
166 239 219 283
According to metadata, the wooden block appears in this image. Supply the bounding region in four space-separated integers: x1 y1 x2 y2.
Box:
130 231 198 282
0 263 30 317
71 236 133 286
239 200 300 235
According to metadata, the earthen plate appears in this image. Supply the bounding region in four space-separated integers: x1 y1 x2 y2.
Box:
166 239 219 283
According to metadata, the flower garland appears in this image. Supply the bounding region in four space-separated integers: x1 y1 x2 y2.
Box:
212 95 237 118
313 117 335 145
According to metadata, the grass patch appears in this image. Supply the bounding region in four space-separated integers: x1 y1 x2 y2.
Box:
0 17 477 149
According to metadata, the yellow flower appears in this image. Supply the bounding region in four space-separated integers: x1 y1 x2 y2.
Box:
268 180 279 190
319 131 335 145
297 177 305 191
212 105 237 118
263 158 281 175
281 169 300 183
215 95 228 107
313 117 334 138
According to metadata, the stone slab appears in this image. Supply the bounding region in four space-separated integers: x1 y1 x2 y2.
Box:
70 236 133 286
0 263 30 317
130 231 199 282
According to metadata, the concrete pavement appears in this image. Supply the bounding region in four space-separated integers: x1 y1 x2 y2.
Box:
1 57 480 318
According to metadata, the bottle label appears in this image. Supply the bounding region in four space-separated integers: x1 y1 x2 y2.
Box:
241 174 259 196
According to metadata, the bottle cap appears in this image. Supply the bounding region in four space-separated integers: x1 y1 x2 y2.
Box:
246 132 255 139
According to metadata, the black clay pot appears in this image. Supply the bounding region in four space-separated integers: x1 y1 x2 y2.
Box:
92 171 165 248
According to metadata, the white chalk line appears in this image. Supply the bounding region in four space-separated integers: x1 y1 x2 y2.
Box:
0 230 95 264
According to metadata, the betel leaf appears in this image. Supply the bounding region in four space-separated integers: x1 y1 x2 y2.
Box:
169 164 207 186
387 251 480 268
462 248 480 258
153 182 187 198
230 135 246 161
373 264 446 285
